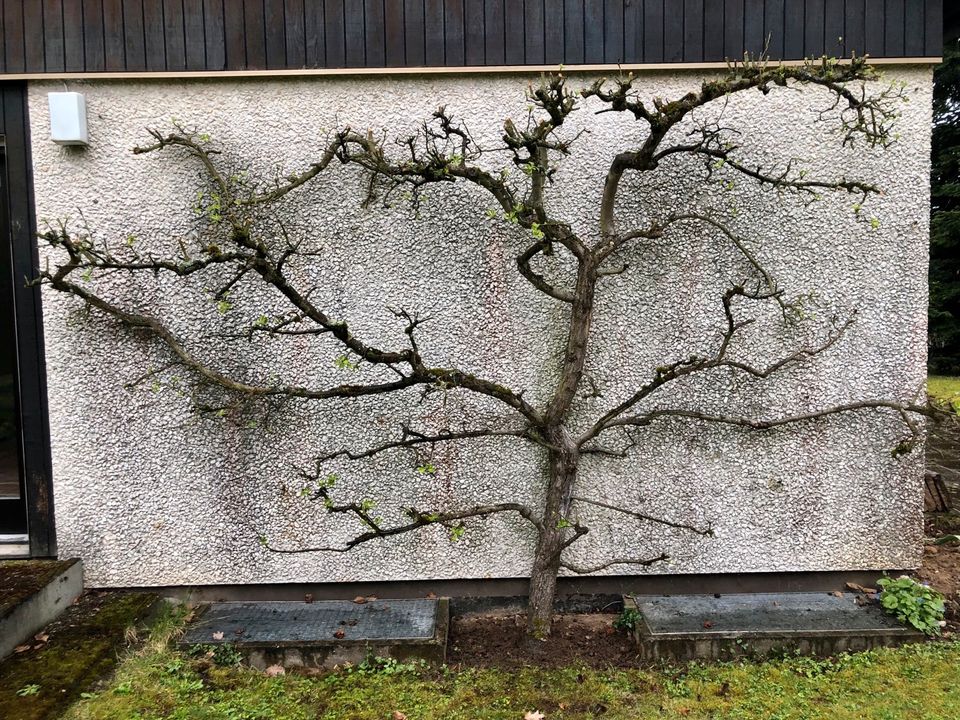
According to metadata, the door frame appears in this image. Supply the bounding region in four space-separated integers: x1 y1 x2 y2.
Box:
1 82 55 557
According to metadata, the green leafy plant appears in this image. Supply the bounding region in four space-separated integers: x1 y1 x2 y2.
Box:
877 576 946 635
188 642 244 666
613 607 642 632
16 683 40 697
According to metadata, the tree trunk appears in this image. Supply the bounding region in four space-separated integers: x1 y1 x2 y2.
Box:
526 427 579 638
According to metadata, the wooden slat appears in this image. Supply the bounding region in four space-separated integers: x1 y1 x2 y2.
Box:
484 0 505 65
783 0 804 58
386 0 407 66
163 0 187 71
405 0 426 66
425 0 444 65
364 0 387 67
723 0 743 60
564 0 584 63
285 0 306 69
325 0 346 68
83 0 106 71
263 0 286 69
904 0 925 56
703 0 724 61
349 0 375 67
464 0 486 65
184 0 207 70
143 5 167 70
104 0 127 70
804 0 825 57
925 0 942 57
304 0 326 67
623 0 640 63
504 0 524 63
863 0 884 57
640 0 666 62
0 0 5 73
244 0 267 69
525 0 545 65
445 0 465 66
64 0 88 71
2 15 22 75
663 0 684 61
844 0 865 56
43 0 66 72
603 0 623 63
823 0 843 57
203 0 226 70
685 0 704 62
763 0 784 59
123 0 147 71
743 0 763 56
884 0 905 57
23 1 45 72
544 0 564 65
583 0 603 63
223 0 246 69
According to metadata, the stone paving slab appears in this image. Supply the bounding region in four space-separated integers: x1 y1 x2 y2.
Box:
628 592 923 660
180 599 449 668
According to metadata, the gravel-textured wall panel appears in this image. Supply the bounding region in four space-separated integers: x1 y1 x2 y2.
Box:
26 68 932 587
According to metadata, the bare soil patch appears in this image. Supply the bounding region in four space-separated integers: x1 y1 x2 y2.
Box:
447 610 637 669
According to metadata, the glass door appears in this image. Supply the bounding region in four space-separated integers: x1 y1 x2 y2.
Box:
0 143 27 538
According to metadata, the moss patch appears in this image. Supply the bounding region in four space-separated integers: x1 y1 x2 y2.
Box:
0 591 158 720
62 611 960 720
928 375 960 412
0 559 77 619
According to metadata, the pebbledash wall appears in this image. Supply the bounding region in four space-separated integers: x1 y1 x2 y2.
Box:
27 67 932 588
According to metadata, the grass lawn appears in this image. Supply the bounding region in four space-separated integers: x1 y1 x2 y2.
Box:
928 375 960 411
49 606 960 720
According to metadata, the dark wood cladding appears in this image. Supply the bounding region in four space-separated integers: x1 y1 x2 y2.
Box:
0 0 943 74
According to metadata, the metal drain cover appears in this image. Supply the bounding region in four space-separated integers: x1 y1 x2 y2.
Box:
182 599 439 645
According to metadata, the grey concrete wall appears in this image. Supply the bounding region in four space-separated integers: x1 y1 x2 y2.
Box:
26 68 932 587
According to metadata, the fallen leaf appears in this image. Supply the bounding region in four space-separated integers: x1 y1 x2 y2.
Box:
393 712 407 720
845 582 878 594
830 591 844 598
352 596 368 604
264 665 285 677
425 592 437 599
304 594 314 604
13 645 30 654
212 632 224 640
34 633 49 643
333 630 346 639
524 712 545 720
233 627 246 636
366 595 378 602
702 621 714 629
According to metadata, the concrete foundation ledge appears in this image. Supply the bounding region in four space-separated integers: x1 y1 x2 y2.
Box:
179 597 450 669
626 592 925 662
0 558 84 660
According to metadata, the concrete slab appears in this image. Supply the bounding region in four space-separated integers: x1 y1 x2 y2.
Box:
628 592 924 661
0 559 83 660
180 598 449 668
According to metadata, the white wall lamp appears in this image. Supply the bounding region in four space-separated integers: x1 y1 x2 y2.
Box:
48 92 89 146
